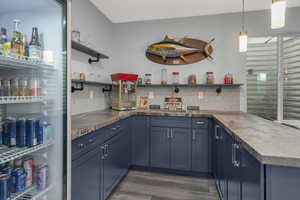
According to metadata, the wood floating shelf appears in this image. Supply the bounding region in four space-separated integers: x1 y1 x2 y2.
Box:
71 41 109 64
71 80 112 93
137 84 243 87
137 83 243 94
72 80 112 86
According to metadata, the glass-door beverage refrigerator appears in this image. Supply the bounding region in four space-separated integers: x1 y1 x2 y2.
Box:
0 0 69 200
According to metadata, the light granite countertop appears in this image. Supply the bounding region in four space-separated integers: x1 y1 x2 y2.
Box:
72 109 300 168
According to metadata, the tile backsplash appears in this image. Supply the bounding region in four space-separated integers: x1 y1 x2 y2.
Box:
71 86 241 115
137 87 240 111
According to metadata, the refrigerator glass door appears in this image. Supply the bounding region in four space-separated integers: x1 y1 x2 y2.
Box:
0 0 67 200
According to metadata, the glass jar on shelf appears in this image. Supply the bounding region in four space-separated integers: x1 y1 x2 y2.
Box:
206 72 215 84
172 72 180 84
161 69 167 85
188 74 197 85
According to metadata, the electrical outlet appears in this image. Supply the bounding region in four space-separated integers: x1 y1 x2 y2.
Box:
89 91 94 100
149 91 154 99
198 92 204 99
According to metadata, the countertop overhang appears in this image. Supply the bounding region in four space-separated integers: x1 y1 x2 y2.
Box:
72 109 300 168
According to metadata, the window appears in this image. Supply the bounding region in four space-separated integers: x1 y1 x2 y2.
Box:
247 34 300 121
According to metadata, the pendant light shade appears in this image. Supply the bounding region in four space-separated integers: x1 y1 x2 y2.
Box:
239 0 248 52
271 0 286 29
239 32 248 52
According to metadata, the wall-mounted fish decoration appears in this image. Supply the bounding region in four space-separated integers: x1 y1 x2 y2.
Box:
146 35 214 65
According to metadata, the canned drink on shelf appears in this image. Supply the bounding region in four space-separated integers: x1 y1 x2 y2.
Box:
3 118 16 147
1 166 12 197
16 118 26 147
36 164 48 191
36 120 44 145
0 174 9 200
25 119 37 147
23 157 34 188
11 168 25 193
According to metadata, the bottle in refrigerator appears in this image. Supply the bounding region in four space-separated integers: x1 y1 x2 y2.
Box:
10 20 24 57
19 78 30 96
0 25 8 56
0 79 4 96
3 79 11 96
30 77 41 97
10 78 19 96
29 27 41 60
22 35 29 58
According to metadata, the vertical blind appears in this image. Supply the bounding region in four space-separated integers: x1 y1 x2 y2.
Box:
283 36 300 120
246 37 278 120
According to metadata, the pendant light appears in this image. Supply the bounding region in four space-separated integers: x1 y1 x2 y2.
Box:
239 0 248 52
271 0 286 29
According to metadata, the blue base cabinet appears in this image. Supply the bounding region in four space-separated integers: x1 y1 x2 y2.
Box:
131 116 150 167
150 126 170 168
170 128 191 171
102 128 131 200
72 147 102 200
191 129 209 173
241 148 264 200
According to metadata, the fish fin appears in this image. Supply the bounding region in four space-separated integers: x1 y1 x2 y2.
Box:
164 35 175 42
180 55 188 63
178 37 188 44
207 38 215 44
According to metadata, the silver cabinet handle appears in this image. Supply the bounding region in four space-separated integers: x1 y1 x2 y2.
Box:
192 130 196 140
170 129 173 139
196 121 205 125
79 143 85 149
105 144 109 158
101 145 106 159
215 125 220 140
233 143 240 167
88 139 94 143
231 143 235 165
167 128 170 138
111 127 117 131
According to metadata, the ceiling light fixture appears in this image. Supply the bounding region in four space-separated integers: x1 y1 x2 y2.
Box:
239 0 248 52
271 0 286 29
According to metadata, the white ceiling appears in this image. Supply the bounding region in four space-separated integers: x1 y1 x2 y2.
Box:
90 0 300 23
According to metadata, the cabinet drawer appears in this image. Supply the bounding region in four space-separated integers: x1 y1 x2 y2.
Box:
192 118 209 129
151 116 190 128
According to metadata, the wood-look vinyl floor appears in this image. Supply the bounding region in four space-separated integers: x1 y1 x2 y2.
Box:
108 170 220 200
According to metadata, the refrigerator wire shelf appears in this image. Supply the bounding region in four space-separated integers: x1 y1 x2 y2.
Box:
0 55 55 71
11 185 53 200
0 96 43 104
0 141 53 165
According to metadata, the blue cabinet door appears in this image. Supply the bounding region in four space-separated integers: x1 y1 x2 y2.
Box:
132 116 149 166
150 126 170 169
72 147 102 200
216 126 227 200
170 128 191 171
241 148 264 200
191 129 209 173
102 129 130 200
224 130 241 200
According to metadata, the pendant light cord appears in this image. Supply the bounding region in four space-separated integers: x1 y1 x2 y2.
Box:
242 0 245 31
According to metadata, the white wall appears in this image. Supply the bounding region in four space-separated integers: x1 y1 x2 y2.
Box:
71 2 300 114
71 0 114 115
110 7 300 112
